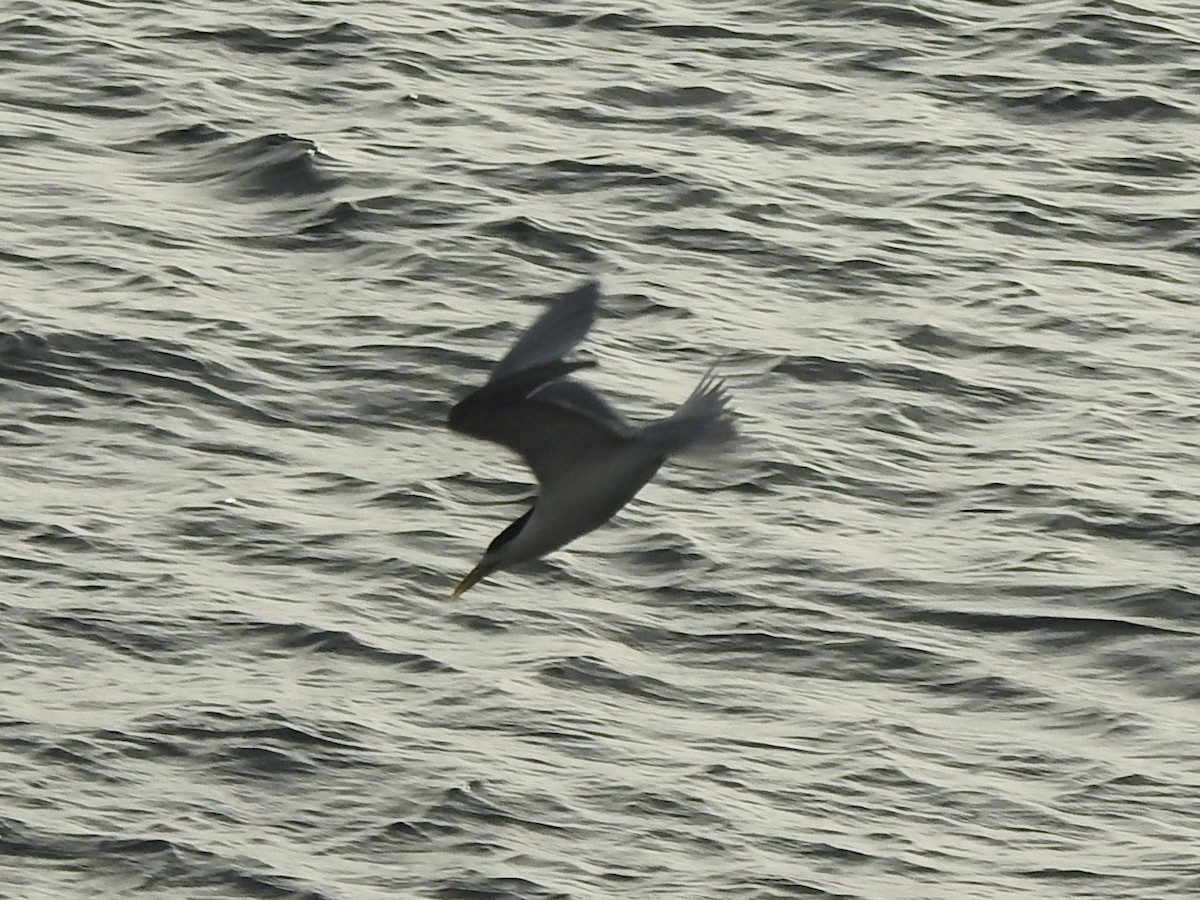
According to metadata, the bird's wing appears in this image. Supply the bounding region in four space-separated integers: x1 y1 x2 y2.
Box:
450 385 629 487
490 280 599 382
530 377 633 436
452 279 630 485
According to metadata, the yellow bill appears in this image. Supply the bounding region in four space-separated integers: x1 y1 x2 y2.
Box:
451 561 495 598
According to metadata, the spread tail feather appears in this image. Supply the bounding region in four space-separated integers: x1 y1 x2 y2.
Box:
638 364 736 457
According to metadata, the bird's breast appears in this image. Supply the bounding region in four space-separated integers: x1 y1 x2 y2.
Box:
514 445 666 564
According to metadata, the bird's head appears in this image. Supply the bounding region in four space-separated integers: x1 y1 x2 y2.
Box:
451 506 534 598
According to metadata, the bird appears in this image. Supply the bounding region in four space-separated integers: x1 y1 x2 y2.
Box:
447 280 736 597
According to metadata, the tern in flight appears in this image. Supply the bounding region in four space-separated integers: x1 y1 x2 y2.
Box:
448 280 736 596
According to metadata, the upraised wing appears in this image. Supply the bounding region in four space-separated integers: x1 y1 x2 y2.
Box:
451 279 645 485
490 280 599 382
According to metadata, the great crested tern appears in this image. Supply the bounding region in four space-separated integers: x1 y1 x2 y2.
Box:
448 280 736 596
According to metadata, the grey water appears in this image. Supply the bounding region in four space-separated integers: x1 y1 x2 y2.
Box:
2 2 1199 898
